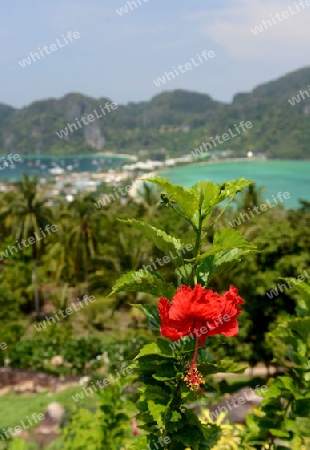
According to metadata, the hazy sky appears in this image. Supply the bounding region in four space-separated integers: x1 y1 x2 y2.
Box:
2 0 310 108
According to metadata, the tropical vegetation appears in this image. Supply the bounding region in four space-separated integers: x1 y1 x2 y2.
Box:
0 175 309 449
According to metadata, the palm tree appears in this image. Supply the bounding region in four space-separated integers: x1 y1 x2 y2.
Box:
8 175 52 318
43 216 76 284
0 190 17 239
68 193 102 294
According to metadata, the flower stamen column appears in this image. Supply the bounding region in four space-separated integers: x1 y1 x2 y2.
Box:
184 334 206 396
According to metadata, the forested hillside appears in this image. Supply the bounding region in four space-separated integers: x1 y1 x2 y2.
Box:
0 67 310 158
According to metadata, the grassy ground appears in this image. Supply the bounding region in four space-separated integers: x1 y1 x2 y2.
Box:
0 386 97 431
0 376 268 431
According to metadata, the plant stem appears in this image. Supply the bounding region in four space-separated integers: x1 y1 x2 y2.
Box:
209 195 235 231
191 212 202 286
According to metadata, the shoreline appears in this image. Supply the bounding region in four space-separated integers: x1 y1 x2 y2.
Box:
0 153 136 161
157 156 310 176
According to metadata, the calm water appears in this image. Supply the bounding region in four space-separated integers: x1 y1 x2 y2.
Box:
2 157 310 209
0 154 132 181
160 160 310 209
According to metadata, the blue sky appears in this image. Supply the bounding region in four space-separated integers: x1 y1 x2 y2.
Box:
2 0 310 108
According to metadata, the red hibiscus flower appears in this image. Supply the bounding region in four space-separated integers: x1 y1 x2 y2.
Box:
158 284 244 395
158 284 244 346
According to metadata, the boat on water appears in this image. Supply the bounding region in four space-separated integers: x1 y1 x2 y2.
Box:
49 167 65 175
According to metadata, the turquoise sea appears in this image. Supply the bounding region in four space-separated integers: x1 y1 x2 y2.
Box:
1 156 309 209
0 154 132 181
160 160 310 209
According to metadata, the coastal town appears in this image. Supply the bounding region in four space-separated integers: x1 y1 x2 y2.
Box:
0 149 265 202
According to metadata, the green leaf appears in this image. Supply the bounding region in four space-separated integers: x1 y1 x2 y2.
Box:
171 411 182 422
153 363 178 381
304 371 310 381
176 263 194 286
263 379 283 400
216 360 248 373
288 317 310 341
192 178 251 213
131 304 161 331
143 384 171 401
199 360 247 376
146 176 199 225
6 439 27 450
200 423 222 450
287 346 305 365
188 228 257 263
130 436 148 450
293 398 310 417
147 400 168 428
181 337 197 352
278 376 298 393
197 247 256 284
197 348 215 364
290 280 310 316
110 270 176 299
174 425 203 450
269 428 290 438
166 412 187 434
191 181 221 223
115 412 129 422
135 339 174 360
218 178 253 201
121 218 185 265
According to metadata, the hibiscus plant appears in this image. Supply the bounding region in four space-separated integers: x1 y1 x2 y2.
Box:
111 176 258 450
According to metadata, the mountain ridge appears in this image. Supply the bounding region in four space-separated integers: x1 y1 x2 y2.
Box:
1 67 310 159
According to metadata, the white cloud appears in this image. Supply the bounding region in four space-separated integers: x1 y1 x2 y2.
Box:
185 0 310 62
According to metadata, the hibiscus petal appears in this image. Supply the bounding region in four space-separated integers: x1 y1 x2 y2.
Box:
158 297 188 341
158 284 244 344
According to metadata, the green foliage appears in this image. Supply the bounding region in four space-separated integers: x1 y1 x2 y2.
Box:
112 177 256 295
54 377 134 450
96 378 133 447
61 407 103 450
1 172 310 447
111 177 257 449
121 218 185 264
243 280 310 449
6 336 103 376
6 439 28 450
2 68 310 159
110 270 176 300
145 176 200 227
